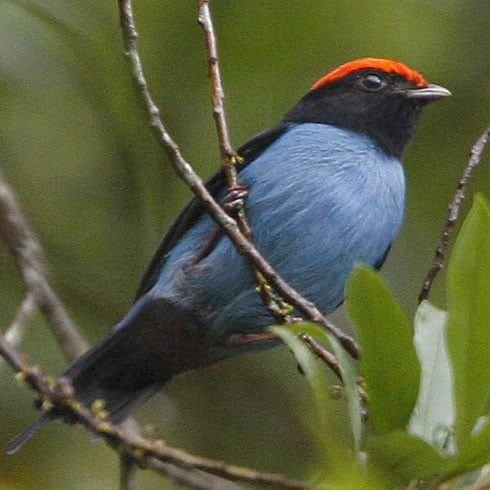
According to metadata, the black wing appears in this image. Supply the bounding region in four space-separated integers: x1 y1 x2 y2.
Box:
135 122 292 300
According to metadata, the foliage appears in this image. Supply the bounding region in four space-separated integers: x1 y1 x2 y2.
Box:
1 1 489 488
274 194 490 488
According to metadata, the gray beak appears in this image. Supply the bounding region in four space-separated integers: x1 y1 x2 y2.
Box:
406 83 452 100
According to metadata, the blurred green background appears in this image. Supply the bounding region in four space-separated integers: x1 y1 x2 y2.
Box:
0 1 488 488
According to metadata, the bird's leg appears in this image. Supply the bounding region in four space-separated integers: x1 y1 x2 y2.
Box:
189 227 223 264
226 332 279 348
189 185 249 265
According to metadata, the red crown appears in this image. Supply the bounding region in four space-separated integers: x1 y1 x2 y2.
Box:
312 58 428 90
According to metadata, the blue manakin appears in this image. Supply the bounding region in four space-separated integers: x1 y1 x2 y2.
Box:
6 58 450 453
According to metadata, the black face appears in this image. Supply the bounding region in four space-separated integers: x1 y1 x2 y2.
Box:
282 69 435 158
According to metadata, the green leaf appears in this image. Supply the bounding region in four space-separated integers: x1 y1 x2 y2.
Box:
368 431 446 485
447 194 490 446
345 266 420 434
271 325 330 429
442 416 490 478
327 330 363 452
408 301 455 453
270 323 362 453
270 324 333 457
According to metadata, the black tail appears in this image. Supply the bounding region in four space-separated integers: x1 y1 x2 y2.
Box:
6 412 57 455
6 296 206 453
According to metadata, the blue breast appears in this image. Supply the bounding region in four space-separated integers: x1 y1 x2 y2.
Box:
151 123 405 342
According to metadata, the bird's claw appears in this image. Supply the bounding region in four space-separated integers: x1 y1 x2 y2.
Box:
222 185 249 215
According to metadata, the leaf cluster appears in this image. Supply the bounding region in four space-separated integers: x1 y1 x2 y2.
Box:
273 194 490 489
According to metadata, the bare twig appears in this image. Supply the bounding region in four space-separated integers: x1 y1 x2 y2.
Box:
197 0 235 164
197 0 292 325
0 294 35 371
196 0 251 246
0 330 308 489
147 458 251 490
117 0 359 359
0 4 334 489
0 327 29 374
5 295 36 342
135 435 307 489
0 172 88 360
300 334 343 379
419 123 490 303
120 453 138 490
300 335 369 408
123 435 309 489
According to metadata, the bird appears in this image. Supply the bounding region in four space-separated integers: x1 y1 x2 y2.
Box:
6 58 450 454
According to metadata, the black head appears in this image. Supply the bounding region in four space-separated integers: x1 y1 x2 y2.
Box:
283 58 451 158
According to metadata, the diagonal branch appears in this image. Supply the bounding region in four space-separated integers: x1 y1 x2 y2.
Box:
0 172 88 361
419 123 490 303
197 0 293 324
197 0 235 163
0 329 307 490
145 459 251 490
118 0 359 359
119 453 137 490
0 294 35 371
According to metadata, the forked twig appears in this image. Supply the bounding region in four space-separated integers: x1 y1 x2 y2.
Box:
300 334 343 379
118 0 359 358
0 172 88 361
0 331 306 489
197 0 235 164
119 453 138 490
197 0 295 324
0 294 35 371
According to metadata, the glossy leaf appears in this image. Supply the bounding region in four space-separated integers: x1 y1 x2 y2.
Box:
442 415 490 478
368 431 446 485
408 301 455 453
345 266 420 434
327 329 363 452
271 323 362 453
447 194 490 446
270 324 333 457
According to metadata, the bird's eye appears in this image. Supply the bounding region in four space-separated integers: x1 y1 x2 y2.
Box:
360 74 385 91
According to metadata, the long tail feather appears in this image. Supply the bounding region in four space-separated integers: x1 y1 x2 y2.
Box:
5 411 57 454
6 296 206 452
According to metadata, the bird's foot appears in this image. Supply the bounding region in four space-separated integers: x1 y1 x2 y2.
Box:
222 185 249 215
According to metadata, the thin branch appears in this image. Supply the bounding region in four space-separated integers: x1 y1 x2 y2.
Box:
197 0 235 163
5 294 36 342
197 0 249 243
147 458 251 490
301 334 369 408
120 453 138 490
197 0 292 325
0 172 88 360
117 0 359 359
121 434 309 489
131 434 308 489
0 327 29 374
152 461 251 490
300 334 343 379
0 294 35 371
419 123 490 303
0 332 308 489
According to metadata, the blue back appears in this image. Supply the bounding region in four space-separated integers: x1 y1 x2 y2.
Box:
151 123 405 343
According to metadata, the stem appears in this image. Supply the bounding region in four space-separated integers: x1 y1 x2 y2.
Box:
419 123 490 303
118 0 359 358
